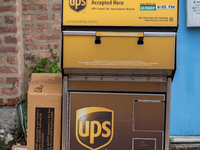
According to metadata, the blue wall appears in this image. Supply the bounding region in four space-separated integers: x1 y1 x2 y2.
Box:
170 0 200 135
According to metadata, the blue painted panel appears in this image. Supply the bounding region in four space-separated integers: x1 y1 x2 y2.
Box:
170 0 200 135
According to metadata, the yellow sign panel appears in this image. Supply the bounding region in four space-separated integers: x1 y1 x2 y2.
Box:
63 0 178 26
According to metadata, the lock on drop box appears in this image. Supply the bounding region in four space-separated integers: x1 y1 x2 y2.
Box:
27 73 62 150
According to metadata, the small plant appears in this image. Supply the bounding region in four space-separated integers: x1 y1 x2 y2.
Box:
29 49 61 76
169 137 174 145
0 129 14 145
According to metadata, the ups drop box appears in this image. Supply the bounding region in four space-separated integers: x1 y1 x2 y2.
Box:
12 145 27 150
27 73 62 150
62 77 172 150
63 31 176 77
63 0 178 27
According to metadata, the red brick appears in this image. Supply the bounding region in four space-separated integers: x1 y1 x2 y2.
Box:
0 26 18 33
17 25 20 32
0 88 18 96
0 18 1 24
5 36 18 44
35 0 47 2
7 96 20 105
36 34 61 41
23 24 33 31
35 15 48 20
40 52 61 58
7 98 18 105
0 47 19 53
52 14 61 21
0 98 3 106
17 6 20 12
8 94 22 105
5 16 16 24
23 5 47 11
54 44 58 49
0 67 20 74
3 0 16 2
17 35 20 42
36 24 46 31
0 6 17 12
26 44 50 50
52 4 61 10
23 15 32 20
52 24 61 31
7 56 21 64
24 54 31 60
58 14 61 21
18 35 20 42
22 5 30 10
6 76 21 84
16 16 20 22
0 57 3 64
51 14 55 20
0 78 2 84
24 34 33 41
0 37 1 43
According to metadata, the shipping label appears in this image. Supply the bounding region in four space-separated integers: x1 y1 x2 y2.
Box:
35 108 54 150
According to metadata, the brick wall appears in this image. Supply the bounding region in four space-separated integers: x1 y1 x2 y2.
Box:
22 0 62 91
0 0 62 105
0 0 24 106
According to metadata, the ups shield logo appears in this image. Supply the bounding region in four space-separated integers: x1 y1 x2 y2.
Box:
69 0 86 12
76 107 114 150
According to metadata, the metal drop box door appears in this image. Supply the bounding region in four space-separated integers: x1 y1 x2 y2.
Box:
69 93 165 150
62 76 172 150
62 31 176 77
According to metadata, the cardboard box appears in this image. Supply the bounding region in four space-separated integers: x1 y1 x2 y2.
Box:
12 145 27 150
27 73 62 150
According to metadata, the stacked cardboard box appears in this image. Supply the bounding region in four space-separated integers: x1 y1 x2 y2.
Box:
27 73 62 150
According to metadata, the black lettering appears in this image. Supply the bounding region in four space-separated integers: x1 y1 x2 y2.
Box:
91 0 112 6
113 0 124 5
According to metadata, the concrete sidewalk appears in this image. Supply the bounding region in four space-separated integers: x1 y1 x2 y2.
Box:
170 136 200 150
170 144 200 150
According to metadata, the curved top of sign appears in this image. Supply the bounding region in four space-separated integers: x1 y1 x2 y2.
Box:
63 0 178 27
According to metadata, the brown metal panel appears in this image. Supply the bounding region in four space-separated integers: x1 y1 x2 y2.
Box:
69 93 164 150
64 68 174 77
70 81 166 92
133 138 156 150
134 102 165 131
165 78 172 150
62 76 68 150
